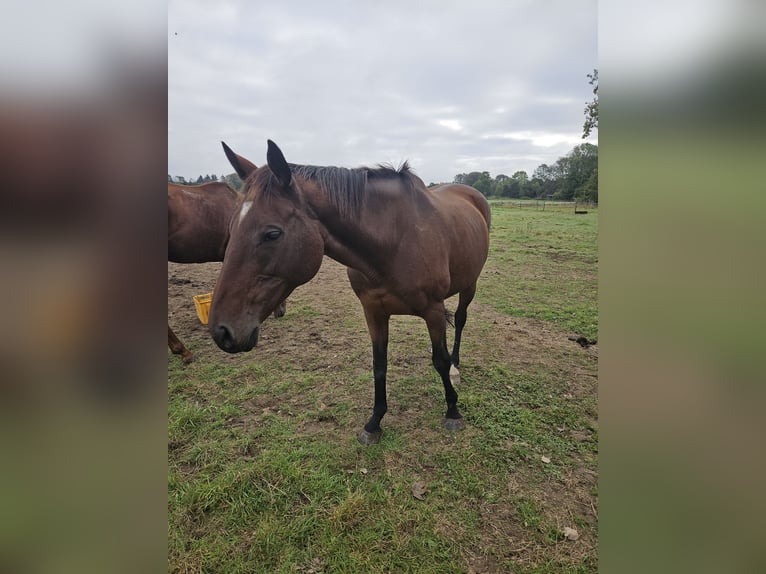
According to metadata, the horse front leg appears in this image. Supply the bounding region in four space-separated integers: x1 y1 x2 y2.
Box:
358 308 390 445
168 324 193 364
424 304 465 431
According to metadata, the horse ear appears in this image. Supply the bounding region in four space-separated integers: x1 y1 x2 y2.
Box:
266 139 292 188
221 141 258 180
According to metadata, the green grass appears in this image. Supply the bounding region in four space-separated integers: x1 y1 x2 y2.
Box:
478 206 598 340
169 204 598 573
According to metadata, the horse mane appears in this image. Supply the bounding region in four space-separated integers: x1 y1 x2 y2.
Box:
250 161 422 217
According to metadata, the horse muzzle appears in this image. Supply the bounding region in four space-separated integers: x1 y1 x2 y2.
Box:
211 322 260 353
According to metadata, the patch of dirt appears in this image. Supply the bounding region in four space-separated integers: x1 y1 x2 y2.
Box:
477 500 531 549
168 257 597 380
544 250 597 265
168 258 370 372
468 301 598 415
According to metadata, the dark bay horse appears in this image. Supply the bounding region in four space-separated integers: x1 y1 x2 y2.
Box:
210 140 490 443
167 180 286 363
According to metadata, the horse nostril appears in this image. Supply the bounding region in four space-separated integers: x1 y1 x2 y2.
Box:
213 323 234 351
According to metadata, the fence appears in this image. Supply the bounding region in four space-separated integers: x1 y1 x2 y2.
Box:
490 199 597 213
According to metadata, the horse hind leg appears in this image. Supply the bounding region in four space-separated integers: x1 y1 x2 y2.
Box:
428 310 458 383
168 324 193 364
451 283 476 368
424 304 465 431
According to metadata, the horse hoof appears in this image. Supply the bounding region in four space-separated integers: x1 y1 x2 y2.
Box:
443 417 465 432
358 429 381 445
449 364 460 386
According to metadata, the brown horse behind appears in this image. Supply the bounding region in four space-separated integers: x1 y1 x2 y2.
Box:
167 180 286 363
209 140 490 443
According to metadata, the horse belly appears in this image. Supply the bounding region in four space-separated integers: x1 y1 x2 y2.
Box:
348 268 429 315
168 227 227 263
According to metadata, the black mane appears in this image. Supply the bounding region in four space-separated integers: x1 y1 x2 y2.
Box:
249 161 421 217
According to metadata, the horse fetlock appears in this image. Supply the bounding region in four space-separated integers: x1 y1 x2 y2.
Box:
449 364 460 385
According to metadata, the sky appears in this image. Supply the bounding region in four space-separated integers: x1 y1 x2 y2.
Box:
168 0 597 185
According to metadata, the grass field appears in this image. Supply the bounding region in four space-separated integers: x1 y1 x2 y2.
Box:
168 204 598 573
480 204 598 341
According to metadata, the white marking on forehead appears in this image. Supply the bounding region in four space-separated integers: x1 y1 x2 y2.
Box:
238 201 253 223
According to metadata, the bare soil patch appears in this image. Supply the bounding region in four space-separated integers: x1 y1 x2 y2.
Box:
168 257 597 373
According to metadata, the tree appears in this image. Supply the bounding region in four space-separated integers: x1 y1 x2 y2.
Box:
491 178 510 197
472 172 493 197
533 163 561 198
558 143 598 201
575 168 598 203
525 178 542 199
505 179 521 198
511 171 529 198
582 68 598 139
512 170 528 183
492 174 510 197
454 172 483 187
224 173 244 191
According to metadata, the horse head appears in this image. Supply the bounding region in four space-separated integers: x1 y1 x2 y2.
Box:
210 140 324 352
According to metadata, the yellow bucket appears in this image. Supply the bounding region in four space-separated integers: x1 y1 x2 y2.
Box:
193 292 213 325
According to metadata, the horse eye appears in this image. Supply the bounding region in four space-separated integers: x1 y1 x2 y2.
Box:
263 229 282 242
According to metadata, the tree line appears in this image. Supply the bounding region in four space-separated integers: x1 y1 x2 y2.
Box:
450 142 597 203
167 173 245 190
168 173 220 184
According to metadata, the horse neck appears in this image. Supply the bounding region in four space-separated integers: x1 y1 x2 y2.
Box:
302 180 406 278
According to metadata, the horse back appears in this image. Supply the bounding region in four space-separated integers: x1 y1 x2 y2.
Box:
168 182 240 263
430 183 491 229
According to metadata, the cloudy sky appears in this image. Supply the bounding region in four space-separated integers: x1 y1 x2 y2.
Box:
169 0 597 185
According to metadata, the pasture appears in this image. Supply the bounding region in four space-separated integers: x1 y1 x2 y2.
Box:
168 204 598 573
